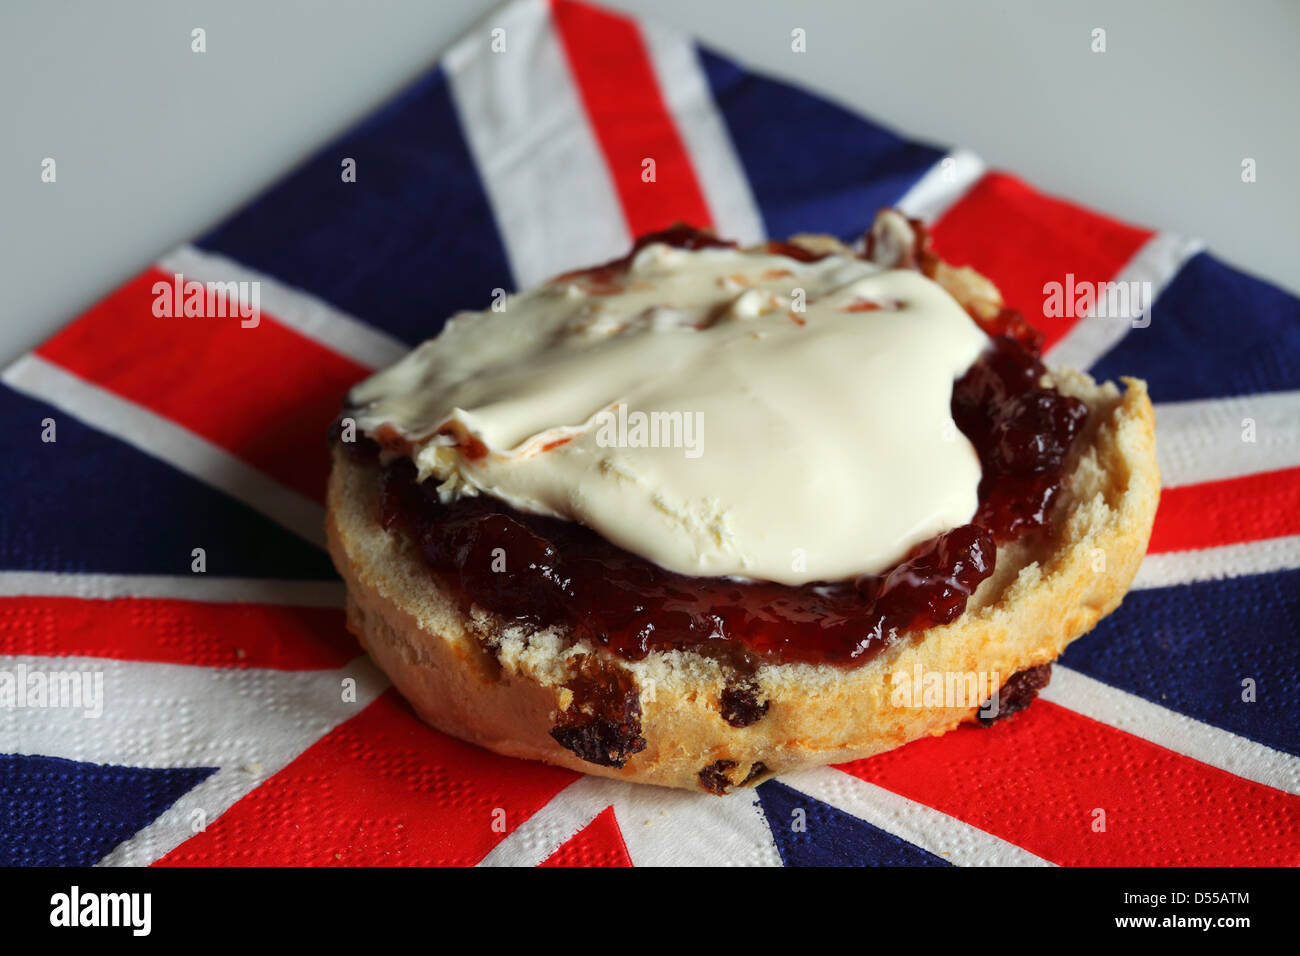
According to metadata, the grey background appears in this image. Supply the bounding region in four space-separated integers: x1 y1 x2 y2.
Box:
2 0 1296 363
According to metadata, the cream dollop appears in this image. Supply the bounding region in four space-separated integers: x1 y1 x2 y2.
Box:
348 242 989 585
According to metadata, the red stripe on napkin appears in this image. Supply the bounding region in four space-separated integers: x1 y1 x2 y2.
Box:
552 0 714 236
37 268 368 503
539 805 633 866
930 173 1152 350
1150 466 1300 553
837 700 1300 866
0 597 357 670
156 689 580 866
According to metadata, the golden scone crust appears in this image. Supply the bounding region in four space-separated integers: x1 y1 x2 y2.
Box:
325 365 1159 793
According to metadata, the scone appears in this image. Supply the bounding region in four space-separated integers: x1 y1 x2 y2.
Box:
325 210 1159 793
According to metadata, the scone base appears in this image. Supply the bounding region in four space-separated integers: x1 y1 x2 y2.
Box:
326 373 1158 793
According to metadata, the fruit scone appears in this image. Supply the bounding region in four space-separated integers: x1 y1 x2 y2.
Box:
326 209 1159 794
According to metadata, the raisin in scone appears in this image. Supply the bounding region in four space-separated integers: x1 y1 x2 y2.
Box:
325 210 1159 793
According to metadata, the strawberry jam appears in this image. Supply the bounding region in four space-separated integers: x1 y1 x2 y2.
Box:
340 228 1088 668
374 458 997 667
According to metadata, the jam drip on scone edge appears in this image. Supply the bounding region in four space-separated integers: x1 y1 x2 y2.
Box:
335 219 1088 672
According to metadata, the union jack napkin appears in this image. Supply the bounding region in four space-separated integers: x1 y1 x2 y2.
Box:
2 0 1297 867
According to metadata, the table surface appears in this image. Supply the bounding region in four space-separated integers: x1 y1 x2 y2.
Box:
3 0 1296 363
